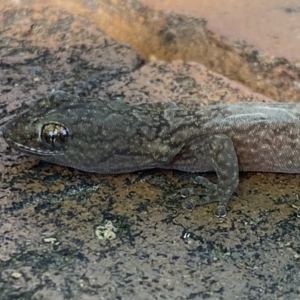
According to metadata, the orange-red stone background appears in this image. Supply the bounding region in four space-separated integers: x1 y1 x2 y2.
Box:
0 1 299 299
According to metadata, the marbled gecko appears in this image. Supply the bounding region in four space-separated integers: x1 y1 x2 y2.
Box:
4 91 300 217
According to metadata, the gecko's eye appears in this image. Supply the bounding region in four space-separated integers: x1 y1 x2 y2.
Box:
41 123 68 148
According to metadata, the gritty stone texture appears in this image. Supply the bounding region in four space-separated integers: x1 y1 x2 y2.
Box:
0 3 300 300
2 1 300 102
43 0 300 103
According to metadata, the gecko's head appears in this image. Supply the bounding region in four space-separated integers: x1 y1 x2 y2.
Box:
3 90 118 161
3 91 75 156
3 110 70 156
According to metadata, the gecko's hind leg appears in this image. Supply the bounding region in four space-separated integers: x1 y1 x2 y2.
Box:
178 134 239 217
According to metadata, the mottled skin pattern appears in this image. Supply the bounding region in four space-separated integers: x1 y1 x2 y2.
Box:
4 91 300 217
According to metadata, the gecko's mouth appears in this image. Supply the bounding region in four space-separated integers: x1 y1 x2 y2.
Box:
4 135 62 157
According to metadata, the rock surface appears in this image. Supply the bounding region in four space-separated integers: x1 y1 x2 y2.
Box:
0 1 299 300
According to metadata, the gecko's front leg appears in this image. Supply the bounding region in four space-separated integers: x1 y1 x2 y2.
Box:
179 134 239 217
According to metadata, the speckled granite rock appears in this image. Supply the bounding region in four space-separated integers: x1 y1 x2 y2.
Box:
41 0 300 103
0 2 299 300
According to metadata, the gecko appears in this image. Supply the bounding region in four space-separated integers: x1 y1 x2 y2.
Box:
3 90 300 217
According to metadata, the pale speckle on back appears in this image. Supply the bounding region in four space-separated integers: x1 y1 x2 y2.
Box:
4 90 300 217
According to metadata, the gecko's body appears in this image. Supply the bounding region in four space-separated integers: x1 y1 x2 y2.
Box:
4 91 300 216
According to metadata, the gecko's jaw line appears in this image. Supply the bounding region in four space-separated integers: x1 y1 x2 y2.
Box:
9 140 61 156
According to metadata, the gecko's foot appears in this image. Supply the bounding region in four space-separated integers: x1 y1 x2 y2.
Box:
194 176 217 190
180 176 217 198
182 197 228 217
181 175 229 216
181 175 218 211
182 194 218 211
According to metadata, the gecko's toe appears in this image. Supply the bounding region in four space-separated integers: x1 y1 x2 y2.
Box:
214 205 227 218
181 188 193 198
180 176 217 200
194 176 217 192
182 197 198 211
